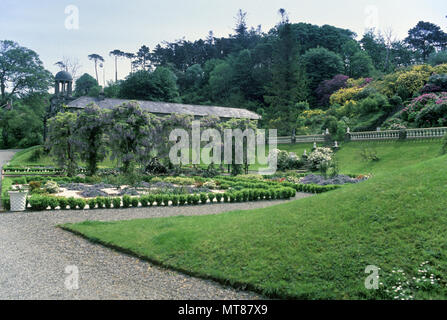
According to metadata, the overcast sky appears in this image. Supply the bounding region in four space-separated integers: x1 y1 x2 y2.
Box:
1 0 446 84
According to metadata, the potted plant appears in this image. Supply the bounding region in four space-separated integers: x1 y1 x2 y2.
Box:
8 184 29 212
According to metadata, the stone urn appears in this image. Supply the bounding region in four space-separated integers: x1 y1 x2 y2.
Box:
8 190 28 212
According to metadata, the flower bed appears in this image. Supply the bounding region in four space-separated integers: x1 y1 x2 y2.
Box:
1 173 344 212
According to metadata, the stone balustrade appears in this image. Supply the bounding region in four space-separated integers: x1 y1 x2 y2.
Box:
271 126 447 145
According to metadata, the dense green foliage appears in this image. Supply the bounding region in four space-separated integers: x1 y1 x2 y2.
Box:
95 13 447 136
74 73 100 97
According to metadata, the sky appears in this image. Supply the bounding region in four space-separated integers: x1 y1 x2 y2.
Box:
1 0 446 85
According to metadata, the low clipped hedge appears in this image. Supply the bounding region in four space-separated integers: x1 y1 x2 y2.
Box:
20 186 299 212
293 184 340 193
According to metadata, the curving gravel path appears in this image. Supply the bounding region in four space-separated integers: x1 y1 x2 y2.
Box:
0 193 312 300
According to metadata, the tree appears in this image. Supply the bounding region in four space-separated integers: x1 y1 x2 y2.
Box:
302 47 344 92
349 51 375 78
405 21 447 61
124 52 136 73
0 40 52 104
109 49 125 82
360 30 387 71
88 53 105 83
106 102 160 173
54 56 81 80
315 74 349 106
209 61 234 100
134 45 151 71
74 73 99 97
264 22 309 133
0 96 46 148
119 67 180 102
74 105 106 176
46 112 79 176
428 50 447 66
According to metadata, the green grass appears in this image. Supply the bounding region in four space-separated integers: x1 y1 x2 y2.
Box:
63 153 447 299
274 139 442 175
8 146 118 169
8 146 55 167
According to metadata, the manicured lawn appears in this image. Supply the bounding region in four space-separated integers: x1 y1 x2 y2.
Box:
334 139 443 175
7 146 118 169
274 139 442 175
63 154 447 299
8 146 55 167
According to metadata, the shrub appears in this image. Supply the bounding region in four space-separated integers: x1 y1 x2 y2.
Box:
200 193 208 204
87 198 96 209
29 195 50 211
192 195 200 205
415 102 447 127
2 197 11 211
215 193 223 203
208 193 216 203
48 197 59 210
12 177 27 184
147 194 155 206
171 195 179 206
58 197 68 210
96 197 106 209
162 195 170 206
241 190 249 202
104 197 112 209
187 194 195 205
267 149 303 171
122 195 131 208
223 193 229 203
112 197 121 209
164 177 195 185
29 181 41 192
43 181 60 194
220 183 230 190
76 198 86 210
67 197 78 210
203 180 218 189
275 189 282 199
308 147 334 171
179 195 187 206
131 197 139 207
140 196 149 207
281 188 290 199
155 195 163 206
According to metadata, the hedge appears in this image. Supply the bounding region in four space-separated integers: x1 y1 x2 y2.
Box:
2 176 340 212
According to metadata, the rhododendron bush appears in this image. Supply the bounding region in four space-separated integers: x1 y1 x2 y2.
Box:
400 92 447 126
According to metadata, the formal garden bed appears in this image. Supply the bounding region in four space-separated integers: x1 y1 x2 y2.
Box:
1 173 350 211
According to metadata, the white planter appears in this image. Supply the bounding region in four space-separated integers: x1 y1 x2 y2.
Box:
8 191 28 212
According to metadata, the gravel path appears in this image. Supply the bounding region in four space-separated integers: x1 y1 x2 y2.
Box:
0 193 312 300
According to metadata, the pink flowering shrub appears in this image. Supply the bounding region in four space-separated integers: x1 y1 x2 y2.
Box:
401 93 447 122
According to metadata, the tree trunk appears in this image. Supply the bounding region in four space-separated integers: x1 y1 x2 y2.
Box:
94 61 99 83
115 56 118 82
